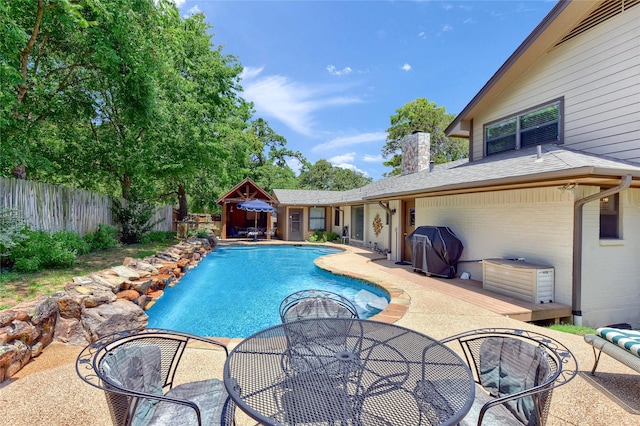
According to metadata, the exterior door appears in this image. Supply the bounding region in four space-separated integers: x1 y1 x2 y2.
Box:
402 200 415 262
289 209 303 241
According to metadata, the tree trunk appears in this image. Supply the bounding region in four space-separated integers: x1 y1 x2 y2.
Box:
121 174 132 199
11 165 26 179
177 184 188 221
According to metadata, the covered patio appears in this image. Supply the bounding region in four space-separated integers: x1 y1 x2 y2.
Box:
216 178 277 240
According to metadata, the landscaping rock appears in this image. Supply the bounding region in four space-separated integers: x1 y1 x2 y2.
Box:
128 277 152 294
58 296 82 319
81 300 148 342
116 290 140 301
54 317 87 346
1 237 214 380
111 265 140 280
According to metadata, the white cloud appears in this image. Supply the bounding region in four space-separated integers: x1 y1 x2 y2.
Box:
442 24 453 32
170 0 186 6
311 132 387 153
240 67 362 136
363 154 383 163
402 63 412 72
184 6 201 17
240 66 264 80
326 65 353 76
286 157 303 175
329 152 356 164
418 31 427 39
330 158 369 177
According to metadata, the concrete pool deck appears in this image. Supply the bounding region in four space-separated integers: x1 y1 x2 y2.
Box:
1 243 638 425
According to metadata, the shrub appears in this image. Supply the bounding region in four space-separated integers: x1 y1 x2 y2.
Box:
84 224 120 252
325 231 340 242
308 230 325 242
112 195 163 244
10 230 77 272
52 230 90 255
0 209 29 262
141 231 177 243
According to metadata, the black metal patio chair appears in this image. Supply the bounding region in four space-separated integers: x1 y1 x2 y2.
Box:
278 290 360 376
76 328 235 426
279 289 359 323
439 328 578 426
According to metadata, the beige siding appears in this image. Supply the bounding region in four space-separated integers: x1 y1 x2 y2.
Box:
581 187 640 328
472 7 640 162
364 203 391 252
415 188 574 305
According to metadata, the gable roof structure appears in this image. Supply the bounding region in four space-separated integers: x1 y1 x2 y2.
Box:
216 177 276 205
274 145 640 206
445 0 639 137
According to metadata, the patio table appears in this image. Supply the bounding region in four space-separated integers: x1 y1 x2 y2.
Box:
224 318 474 425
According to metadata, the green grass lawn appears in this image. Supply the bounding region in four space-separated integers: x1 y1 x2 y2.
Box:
0 240 177 310
547 323 597 336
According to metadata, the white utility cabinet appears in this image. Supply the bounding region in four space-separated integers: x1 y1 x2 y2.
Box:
482 258 554 304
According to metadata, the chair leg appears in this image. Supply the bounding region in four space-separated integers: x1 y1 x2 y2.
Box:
590 346 602 376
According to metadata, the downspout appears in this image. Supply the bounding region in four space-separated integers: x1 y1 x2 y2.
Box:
378 202 396 259
572 175 632 326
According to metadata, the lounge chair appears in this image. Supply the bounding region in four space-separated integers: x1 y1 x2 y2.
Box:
279 289 359 323
440 328 578 426
584 327 640 375
75 328 235 426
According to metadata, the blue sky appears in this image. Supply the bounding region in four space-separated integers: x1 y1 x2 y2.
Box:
173 1 557 181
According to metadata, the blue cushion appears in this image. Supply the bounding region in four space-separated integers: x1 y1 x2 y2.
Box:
478 338 550 424
102 345 163 426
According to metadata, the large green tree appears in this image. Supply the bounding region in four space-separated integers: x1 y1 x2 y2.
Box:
1 0 93 179
381 98 468 176
1 0 163 193
298 159 372 191
244 118 305 193
150 8 252 219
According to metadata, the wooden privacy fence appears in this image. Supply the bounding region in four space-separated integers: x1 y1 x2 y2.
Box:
1 178 174 236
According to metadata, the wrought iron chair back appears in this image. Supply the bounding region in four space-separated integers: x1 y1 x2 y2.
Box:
279 289 359 323
440 328 578 426
76 328 235 426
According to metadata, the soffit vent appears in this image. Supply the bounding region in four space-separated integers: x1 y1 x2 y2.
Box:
555 0 640 46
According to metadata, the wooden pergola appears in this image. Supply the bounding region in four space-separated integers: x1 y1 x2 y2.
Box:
216 178 277 239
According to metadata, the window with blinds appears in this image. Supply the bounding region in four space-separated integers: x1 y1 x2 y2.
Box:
309 207 326 231
485 99 562 156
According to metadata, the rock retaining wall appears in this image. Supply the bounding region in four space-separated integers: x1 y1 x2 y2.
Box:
0 236 216 383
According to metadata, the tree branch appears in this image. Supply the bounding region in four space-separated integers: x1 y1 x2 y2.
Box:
18 0 45 103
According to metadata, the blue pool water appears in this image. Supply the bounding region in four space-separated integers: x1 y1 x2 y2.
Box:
147 245 389 338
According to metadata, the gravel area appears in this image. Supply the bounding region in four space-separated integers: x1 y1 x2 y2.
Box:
1 245 637 425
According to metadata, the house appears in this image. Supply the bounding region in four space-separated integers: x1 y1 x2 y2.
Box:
271 0 640 328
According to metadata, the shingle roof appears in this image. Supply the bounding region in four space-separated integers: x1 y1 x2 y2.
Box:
273 145 640 205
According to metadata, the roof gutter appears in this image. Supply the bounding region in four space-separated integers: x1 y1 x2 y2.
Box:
572 174 632 325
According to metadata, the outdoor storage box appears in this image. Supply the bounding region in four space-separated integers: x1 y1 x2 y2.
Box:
482 258 554 303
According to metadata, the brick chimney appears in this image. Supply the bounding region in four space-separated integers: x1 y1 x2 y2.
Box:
401 132 431 175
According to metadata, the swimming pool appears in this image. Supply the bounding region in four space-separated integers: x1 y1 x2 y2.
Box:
146 245 390 338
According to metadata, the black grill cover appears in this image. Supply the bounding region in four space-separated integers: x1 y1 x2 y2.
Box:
406 226 464 278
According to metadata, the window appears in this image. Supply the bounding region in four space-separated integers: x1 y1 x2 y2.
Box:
485 100 561 156
600 192 620 239
309 207 326 231
351 205 364 240
334 207 340 226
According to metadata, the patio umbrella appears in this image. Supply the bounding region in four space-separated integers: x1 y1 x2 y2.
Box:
237 199 274 240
